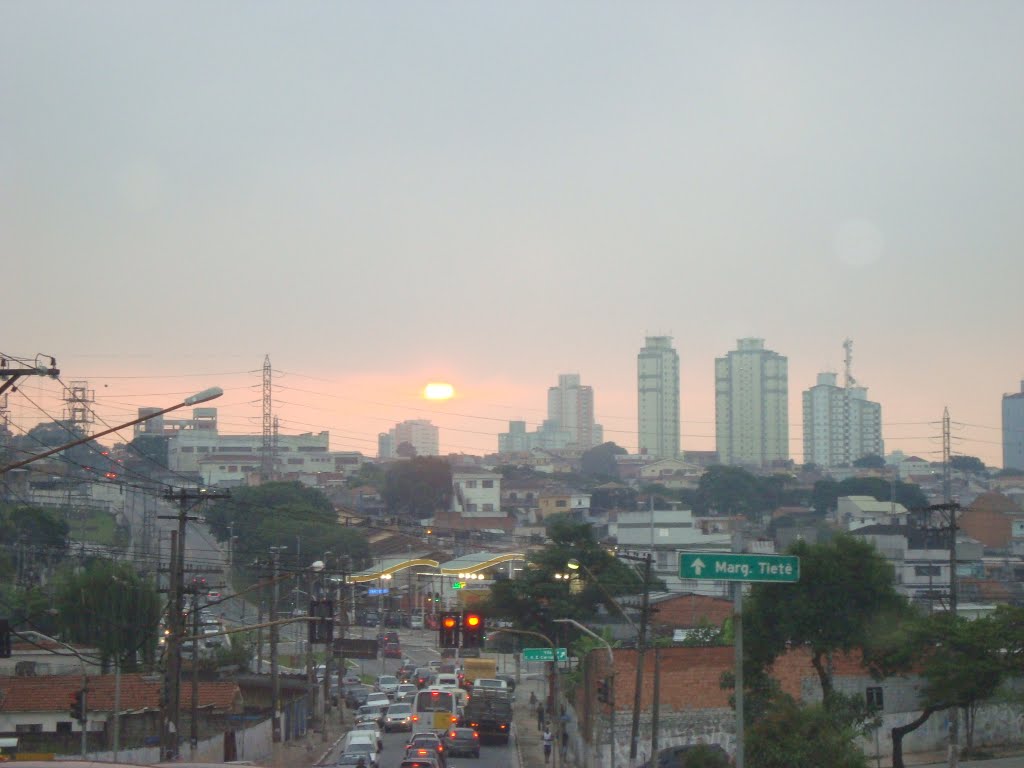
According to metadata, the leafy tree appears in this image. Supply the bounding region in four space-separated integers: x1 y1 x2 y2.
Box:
482 518 645 636
206 481 369 567
994 467 1024 478
746 694 869 768
694 465 766 519
864 607 1024 767
126 433 169 468
395 441 417 458
950 455 986 474
744 535 905 698
0 503 69 550
579 442 625 479
345 461 386 489
853 453 885 468
589 484 637 512
54 559 161 671
382 457 452 518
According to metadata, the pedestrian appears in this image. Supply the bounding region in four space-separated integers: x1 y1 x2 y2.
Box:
542 726 553 764
560 724 569 759
529 689 538 708
537 701 545 730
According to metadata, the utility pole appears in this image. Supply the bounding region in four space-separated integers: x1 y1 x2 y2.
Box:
190 588 200 757
261 355 273 481
159 486 229 760
0 355 59 398
733 531 745 768
629 554 652 763
270 546 285 744
942 407 958 768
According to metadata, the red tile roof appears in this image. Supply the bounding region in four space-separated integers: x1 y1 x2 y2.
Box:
0 673 241 714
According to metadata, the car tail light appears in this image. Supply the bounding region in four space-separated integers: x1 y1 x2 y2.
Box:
500 724 507 729
449 732 457 738
450 715 458 722
473 732 479 739
411 715 419 722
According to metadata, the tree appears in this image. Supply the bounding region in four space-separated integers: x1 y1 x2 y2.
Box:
853 454 885 469
0 503 69 549
950 455 986 474
395 441 418 458
206 481 370 567
746 695 869 768
382 457 452 518
54 559 161 671
744 535 905 698
579 442 625 479
694 465 766 519
126 433 169 468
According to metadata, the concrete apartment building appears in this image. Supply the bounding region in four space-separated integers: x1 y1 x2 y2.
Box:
802 372 883 467
1003 380 1024 470
715 338 789 467
378 419 439 458
637 335 680 459
547 373 603 449
451 468 501 517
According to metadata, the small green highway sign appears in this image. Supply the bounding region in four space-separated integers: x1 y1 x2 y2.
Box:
451 581 465 590
679 553 800 583
522 647 568 662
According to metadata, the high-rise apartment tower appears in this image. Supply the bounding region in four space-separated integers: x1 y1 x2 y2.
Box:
547 374 603 450
715 338 789 467
1003 381 1024 471
637 336 680 459
802 372 883 467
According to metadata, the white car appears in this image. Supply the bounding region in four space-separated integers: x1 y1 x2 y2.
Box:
365 692 390 708
395 683 418 701
348 723 383 751
375 674 400 697
342 740 378 768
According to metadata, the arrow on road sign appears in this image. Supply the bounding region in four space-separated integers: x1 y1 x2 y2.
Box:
691 558 705 576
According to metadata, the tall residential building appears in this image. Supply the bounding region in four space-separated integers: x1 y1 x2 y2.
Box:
715 338 789 467
802 372 883 467
1004 381 1024 470
546 374 603 449
637 336 680 459
379 419 439 458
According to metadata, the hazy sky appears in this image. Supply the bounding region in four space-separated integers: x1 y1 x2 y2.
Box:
3 2 1022 466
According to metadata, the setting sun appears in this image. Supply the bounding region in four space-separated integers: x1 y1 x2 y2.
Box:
423 382 455 400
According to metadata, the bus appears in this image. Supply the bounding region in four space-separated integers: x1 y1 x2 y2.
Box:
411 688 459 733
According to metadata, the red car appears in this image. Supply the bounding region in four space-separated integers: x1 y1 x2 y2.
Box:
384 641 402 658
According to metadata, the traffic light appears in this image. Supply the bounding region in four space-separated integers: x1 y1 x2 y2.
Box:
597 677 611 705
69 689 86 723
462 612 484 648
439 612 460 648
308 600 334 644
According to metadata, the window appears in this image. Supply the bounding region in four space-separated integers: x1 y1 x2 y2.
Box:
464 480 477 488
482 480 494 488
288 458 303 465
866 686 884 710
482 504 494 513
56 721 72 733
914 565 941 577
466 504 478 513
556 500 567 508
16 724 42 734
180 446 194 453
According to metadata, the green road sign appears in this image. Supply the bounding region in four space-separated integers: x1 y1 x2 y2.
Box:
451 582 465 590
679 553 800 583
522 647 568 662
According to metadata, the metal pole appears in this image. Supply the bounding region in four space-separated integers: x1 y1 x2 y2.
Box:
190 590 200 756
733 533 745 768
651 647 660 755
947 499 959 768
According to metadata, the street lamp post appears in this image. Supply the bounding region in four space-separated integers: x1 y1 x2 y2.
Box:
555 618 615 768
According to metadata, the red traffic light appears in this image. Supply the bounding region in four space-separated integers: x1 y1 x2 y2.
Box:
442 616 457 629
465 614 481 628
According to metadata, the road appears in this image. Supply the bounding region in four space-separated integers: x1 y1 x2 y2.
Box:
328 630 519 768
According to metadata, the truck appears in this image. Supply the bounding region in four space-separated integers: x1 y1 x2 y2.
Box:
461 657 497 688
461 687 513 745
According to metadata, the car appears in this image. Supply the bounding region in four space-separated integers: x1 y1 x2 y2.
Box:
383 702 414 732
410 612 425 629
335 754 367 768
375 675 400 697
413 667 433 688
348 723 383 751
443 727 480 758
405 732 446 765
397 664 417 682
384 642 402 659
365 692 390 708
495 674 517 693
356 703 388 726
363 612 380 627
428 660 443 671
342 741 379 768
400 758 441 768
345 685 372 709
432 673 459 690
394 683 418 701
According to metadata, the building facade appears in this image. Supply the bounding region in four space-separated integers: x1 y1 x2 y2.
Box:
637 336 680 459
379 419 439 458
714 338 789 467
802 372 883 467
1003 381 1024 470
547 373 603 450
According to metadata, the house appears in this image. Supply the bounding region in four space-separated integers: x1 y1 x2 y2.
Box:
898 456 932 479
838 496 908 530
959 492 1024 550
0 673 241 755
451 468 501 517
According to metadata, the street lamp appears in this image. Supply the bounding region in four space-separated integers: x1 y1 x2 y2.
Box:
0 386 224 473
554 618 615 768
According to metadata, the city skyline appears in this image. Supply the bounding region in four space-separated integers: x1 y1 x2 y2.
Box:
3 3 1021 468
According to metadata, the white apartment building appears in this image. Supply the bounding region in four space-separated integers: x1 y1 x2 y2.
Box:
715 338 789 467
838 495 908 530
547 373 603 450
637 336 680 459
451 469 502 517
803 372 883 467
379 419 439 458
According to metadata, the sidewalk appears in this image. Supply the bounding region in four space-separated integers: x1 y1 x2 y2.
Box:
258 709 348 768
514 675 567 768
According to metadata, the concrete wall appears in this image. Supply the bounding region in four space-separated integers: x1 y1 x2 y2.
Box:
88 718 273 764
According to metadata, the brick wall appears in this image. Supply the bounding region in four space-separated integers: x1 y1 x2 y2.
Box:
650 594 732 633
